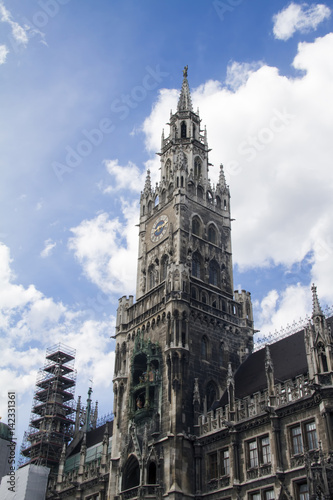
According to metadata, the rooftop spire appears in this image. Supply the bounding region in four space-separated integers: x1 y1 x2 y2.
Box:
219 164 226 189
311 283 324 317
177 65 193 112
144 169 152 194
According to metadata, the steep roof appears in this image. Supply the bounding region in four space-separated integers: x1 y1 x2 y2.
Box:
216 328 308 408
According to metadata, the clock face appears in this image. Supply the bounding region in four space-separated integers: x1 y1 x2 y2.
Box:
151 214 169 243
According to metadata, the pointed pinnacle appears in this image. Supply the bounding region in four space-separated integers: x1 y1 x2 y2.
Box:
219 164 226 188
177 66 193 112
311 283 324 317
144 169 151 193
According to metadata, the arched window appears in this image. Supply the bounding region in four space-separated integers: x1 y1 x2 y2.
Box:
201 336 208 360
194 157 202 180
148 265 155 290
208 225 217 244
202 293 207 304
154 195 159 207
207 191 213 204
148 462 157 484
219 344 224 367
181 121 187 138
206 381 217 410
197 186 204 199
192 217 201 236
122 456 140 491
191 287 197 299
165 159 171 181
192 253 201 279
216 196 221 209
161 256 168 281
209 261 219 286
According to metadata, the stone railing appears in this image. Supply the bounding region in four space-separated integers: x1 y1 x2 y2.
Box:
199 374 311 436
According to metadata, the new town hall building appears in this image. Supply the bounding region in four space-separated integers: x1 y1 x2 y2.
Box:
31 69 333 499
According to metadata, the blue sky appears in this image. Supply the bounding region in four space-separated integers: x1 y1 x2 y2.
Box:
1 0 333 454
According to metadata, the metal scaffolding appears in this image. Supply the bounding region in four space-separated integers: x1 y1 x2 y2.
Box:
21 344 76 471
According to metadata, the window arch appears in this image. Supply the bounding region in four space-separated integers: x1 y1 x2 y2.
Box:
147 461 157 484
181 121 187 138
161 255 168 281
207 191 213 204
194 157 202 180
197 185 204 199
201 336 208 360
148 265 155 290
206 381 217 410
122 456 140 491
192 253 201 279
219 343 224 367
165 159 171 181
192 216 201 236
209 260 219 287
208 225 217 244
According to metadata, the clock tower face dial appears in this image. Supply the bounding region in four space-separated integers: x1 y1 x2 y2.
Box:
151 214 169 243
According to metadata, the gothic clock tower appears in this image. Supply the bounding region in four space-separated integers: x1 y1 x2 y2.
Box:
108 68 254 500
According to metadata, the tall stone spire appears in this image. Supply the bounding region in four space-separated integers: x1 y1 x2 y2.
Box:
144 169 152 194
311 283 324 318
218 164 227 189
177 65 193 112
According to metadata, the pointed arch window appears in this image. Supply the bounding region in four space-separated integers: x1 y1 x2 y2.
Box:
208 225 217 244
201 336 208 360
165 159 171 181
148 462 157 484
209 261 219 287
194 157 202 180
161 255 168 282
192 253 201 279
148 265 155 290
206 381 217 410
122 456 140 491
192 217 201 236
181 121 187 138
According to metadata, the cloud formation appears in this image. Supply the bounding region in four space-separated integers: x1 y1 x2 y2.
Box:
0 2 28 47
68 200 139 295
273 2 331 41
0 43 8 64
40 238 56 258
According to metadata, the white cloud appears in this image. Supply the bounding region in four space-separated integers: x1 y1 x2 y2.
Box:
225 61 264 90
273 2 331 41
254 283 312 341
0 44 8 64
68 201 139 295
101 158 147 193
0 2 29 46
40 238 56 258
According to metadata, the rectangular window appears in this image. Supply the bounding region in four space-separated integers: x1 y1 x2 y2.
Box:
220 448 230 476
247 435 271 469
264 489 275 500
297 482 309 500
208 452 218 480
305 421 318 451
291 425 303 455
290 421 318 456
250 493 261 500
249 440 258 468
261 436 271 465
